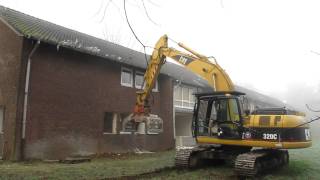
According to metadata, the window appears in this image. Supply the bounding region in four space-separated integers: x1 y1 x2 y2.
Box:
135 71 144 89
135 71 159 92
196 98 240 137
174 86 182 107
197 100 209 135
182 87 189 107
174 85 197 109
103 112 117 134
121 67 133 87
229 99 240 121
0 107 3 133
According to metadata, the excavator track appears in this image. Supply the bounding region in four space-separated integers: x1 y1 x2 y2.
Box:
175 148 194 168
175 147 207 168
234 151 266 176
234 149 289 177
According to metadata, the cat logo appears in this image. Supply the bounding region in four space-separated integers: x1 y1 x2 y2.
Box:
178 56 189 65
173 55 193 65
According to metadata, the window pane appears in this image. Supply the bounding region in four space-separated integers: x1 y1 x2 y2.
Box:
183 101 189 107
189 102 195 108
175 100 182 106
135 73 144 88
174 87 182 100
175 85 198 108
189 88 195 102
216 99 229 121
121 69 132 85
182 87 189 101
197 100 209 135
210 101 217 120
103 112 113 133
229 99 240 121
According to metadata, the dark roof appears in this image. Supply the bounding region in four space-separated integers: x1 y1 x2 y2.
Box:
0 5 210 88
0 6 137 62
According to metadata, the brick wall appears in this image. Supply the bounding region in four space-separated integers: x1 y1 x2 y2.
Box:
0 19 24 160
24 43 174 159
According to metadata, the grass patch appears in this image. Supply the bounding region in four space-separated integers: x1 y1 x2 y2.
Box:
0 142 319 179
148 142 320 180
0 151 175 180
262 142 320 180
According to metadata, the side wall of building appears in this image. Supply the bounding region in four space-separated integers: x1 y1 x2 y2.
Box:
0 20 24 160
24 43 174 159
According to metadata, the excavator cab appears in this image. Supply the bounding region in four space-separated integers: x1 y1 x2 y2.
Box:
192 91 246 140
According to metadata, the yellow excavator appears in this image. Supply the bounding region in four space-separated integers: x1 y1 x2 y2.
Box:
127 35 312 177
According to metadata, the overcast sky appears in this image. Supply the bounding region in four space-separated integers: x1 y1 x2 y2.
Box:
1 0 320 100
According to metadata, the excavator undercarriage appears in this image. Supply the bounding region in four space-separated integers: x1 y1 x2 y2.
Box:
175 146 289 177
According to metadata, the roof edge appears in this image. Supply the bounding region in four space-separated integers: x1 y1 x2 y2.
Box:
0 16 23 37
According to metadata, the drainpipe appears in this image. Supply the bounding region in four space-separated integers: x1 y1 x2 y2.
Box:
173 84 176 140
22 40 40 142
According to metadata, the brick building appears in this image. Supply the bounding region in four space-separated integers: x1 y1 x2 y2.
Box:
0 6 285 160
0 6 181 160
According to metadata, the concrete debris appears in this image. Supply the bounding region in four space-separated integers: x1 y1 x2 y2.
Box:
133 148 154 154
176 146 194 150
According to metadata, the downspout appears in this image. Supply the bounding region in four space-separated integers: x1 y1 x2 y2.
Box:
173 83 176 140
21 40 40 150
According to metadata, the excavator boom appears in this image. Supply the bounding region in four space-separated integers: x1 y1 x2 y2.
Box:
134 35 234 116
161 40 234 91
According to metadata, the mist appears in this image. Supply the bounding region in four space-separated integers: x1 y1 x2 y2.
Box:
269 83 320 138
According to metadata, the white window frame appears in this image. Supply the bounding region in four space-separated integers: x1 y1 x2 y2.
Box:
174 85 196 109
135 71 144 89
121 67 133 87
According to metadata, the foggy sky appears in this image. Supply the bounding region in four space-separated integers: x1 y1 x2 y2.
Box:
1 0 320 131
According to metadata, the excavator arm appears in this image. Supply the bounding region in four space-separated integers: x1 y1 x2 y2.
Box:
133 34 234 123
160 36 234 91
